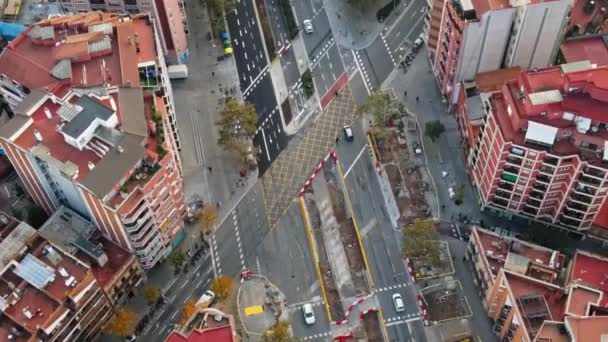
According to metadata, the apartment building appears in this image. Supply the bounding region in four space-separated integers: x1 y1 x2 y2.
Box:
465 62 608 236
0 13 187 269
464 227 566 307
485 250 608 341
427 0 570 103
0 212 114 341
39 206 145 308
57 0 189 64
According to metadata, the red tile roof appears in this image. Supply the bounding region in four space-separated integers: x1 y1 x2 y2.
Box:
165 326 234 342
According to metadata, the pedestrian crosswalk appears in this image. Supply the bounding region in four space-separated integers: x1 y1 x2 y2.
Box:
302 332 331 341
287 300 324 313
373 282 410 293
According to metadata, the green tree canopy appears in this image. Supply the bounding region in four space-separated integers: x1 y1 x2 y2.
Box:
357 91 397 127
168 251 186 271
262 320 298 342
402 220 440 265
217 99 258 162
425 120 445 142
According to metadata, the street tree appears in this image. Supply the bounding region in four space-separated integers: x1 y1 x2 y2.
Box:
210 275 235 302
168 251 186 272
425 120 445 142
262 320 297 342
454 184 465 205
143 286 161 305
402 220 440 265
105 308 138 337
199 206 218 235
357 91 397 127
217 99 258 162
180 298 198 324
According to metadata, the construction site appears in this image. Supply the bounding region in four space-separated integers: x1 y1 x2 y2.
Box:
371 126 432 226
299 152 383 340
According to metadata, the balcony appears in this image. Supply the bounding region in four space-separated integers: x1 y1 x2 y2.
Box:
523 206 538 216
506 156 522 166
529 191 543 200
579 175 601 187
527 198 541 208
567 201 588 212
501 173 518 183
498 182 514 191
571 193 592 204
543 157 558 166
574 185 596 196
536 174 550 184
496 190 511 199
583 167 605 179
539 165 555 174
559 215 581 228
532 183 548 192
493 198 509 208
504 165 519 175
562 209 584 220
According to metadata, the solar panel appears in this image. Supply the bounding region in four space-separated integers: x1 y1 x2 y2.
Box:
57 103 82 122
13 254 55 290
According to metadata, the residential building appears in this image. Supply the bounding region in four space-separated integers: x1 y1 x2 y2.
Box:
485 249 608 341
427 0 570 103
57 0 189 64
165 307 239 342
560 35 608 66
464 227 566 307
455 67 521 169
466 62 608 237
0 211 115 341
38 206 145 308
0 12 182 151
0 13 187 269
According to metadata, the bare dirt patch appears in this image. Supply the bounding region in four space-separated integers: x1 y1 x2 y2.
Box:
324 167 369 294
306 195 344 320
361 311 382 341
375 130 430 225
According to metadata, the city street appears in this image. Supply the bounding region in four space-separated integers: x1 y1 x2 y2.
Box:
334 127 426 342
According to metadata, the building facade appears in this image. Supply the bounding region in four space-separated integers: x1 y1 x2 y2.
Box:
427 0 570 103
0 13 187 269
466 62 608 236
57 0 189 64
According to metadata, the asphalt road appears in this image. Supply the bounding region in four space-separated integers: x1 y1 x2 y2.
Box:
311 43 346 98
141 253 215 341
334 121 426 342
354 0 427 91
264 0 290 51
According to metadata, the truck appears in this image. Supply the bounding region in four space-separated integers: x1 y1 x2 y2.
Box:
196 290 215 308
167 64 189 79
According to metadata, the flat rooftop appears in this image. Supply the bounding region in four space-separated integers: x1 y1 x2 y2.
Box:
561 36 608 67
569 251 608 307
472 227 564 283
39 206 135 289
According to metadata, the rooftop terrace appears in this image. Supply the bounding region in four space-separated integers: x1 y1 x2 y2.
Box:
569 251 608 306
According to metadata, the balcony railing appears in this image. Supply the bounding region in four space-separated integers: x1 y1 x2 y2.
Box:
567 201 588 212
533 183 548 192
543 157 558 166
527 198 541 208
504 166 519 174
579 175 601 187
571 193 592 204
536 174 550 183
496 190 511 199
506 156 523 166
559 215 581 228
575 185 596 196
529 191 543 200
563 209 584 220
493 198 509 208
523 206 538 216
498 182 514 191
539 165 555 174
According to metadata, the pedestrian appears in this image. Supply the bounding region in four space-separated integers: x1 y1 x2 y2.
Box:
335 90 339 97
208 166 212 173
404 90 407 97
216 201 221 208
416 96 419 102
212 71 215 77
336 136 340 144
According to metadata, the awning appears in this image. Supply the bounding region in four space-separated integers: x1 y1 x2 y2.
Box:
525 121 558 146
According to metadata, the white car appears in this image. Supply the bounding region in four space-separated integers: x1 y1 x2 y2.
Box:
303 19 314 34
393 293 405 312
448 187 456 199
302 303 316 325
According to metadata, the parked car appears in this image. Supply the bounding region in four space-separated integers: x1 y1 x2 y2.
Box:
302 303 316 325
392 293 405 312
448 187 456 199
303 19 314 34
343 125 354 141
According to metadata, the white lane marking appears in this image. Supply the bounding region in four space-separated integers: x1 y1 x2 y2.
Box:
261 128 271 161
344 145 368 177
385 316 422 326
170 310 179 320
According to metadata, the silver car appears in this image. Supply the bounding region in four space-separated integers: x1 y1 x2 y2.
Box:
302 303 316 325
392 293 405 312
303 19 313 34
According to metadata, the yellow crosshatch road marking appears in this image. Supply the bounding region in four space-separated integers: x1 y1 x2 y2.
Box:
261 84 356 226
244 305 264 316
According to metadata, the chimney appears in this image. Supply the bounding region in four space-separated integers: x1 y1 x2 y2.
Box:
87 161 95 170
117 145 124 153
34 130 43 142
43 107 52 119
